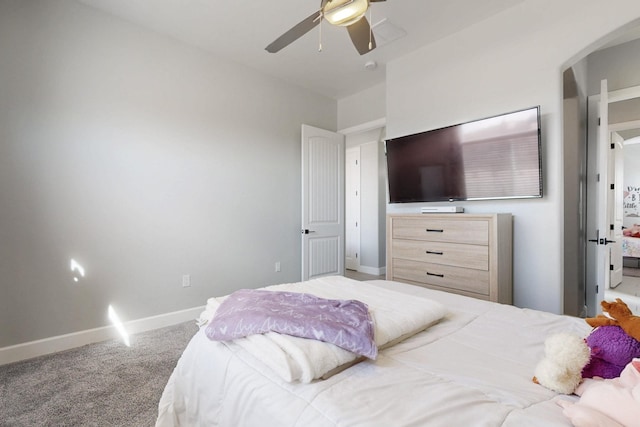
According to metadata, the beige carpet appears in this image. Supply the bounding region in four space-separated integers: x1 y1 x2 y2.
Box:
0 321 197 426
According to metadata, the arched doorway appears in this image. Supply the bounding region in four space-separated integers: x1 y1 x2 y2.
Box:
563 24 640 317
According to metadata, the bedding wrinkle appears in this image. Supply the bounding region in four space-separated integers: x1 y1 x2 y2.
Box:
382 342 525 412
381 311 480 357
222 338 348 427
501 396 580 426
439 306 590 365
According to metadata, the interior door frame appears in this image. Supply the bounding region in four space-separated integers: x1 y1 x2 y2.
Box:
586 82 640 316
609 119 640 281
345 146 361 271
339 118 386 275
601 88 640 293
609 131 624 288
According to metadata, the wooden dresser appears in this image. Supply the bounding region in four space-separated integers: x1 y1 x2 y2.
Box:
386 213 513 304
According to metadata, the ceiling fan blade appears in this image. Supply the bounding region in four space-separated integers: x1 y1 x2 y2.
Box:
265 10 322 53
347 17 376 55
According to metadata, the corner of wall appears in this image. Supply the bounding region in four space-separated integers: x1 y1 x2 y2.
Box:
337 83 386 131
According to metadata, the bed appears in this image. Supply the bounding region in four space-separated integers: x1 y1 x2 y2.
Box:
156 276 590 427
623 236 640 268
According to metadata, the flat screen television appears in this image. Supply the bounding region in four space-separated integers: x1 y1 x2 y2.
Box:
385 106 542 203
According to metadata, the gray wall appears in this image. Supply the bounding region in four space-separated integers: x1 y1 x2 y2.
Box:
338 84 386 131
587 38 640 95
0 1 336 347
385 0 640 314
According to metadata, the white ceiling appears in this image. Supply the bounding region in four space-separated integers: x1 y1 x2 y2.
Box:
77 0 527 99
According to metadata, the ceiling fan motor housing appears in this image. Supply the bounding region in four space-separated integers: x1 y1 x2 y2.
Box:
323 0 369 27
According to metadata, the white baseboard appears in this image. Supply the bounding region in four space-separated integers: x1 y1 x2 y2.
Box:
357 265 387 276
0 305 204 366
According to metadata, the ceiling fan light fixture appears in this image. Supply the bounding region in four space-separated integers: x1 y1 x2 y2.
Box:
323 0 369 27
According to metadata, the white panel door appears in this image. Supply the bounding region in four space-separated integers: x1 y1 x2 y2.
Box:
595 79 609 308
345 147 360 271
301 125 345 281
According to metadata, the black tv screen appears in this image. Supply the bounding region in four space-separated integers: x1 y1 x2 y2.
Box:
385 106 542 203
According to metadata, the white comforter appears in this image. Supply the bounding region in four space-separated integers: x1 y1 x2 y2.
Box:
157 278 591 427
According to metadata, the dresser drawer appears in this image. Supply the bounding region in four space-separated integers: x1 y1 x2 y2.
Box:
392 258 490 296
392 239 488 271
391 217 489 245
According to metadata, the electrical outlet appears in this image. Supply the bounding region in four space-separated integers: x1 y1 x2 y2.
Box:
182 274 191 287
275 262 281 272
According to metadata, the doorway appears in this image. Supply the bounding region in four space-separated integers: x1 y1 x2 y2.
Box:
585 83 640 315
341 121 387 278
604 117 640 310
563 32 640 317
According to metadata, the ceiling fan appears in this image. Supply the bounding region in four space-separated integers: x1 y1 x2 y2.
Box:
265 0 386 55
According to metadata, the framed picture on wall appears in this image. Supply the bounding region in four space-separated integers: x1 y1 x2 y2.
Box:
624 185 640 218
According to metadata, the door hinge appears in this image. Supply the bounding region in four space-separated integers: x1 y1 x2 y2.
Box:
596 285 599 293
598 117 601 126
611 143 615 149
597 173 600 182
355 253 358 259
610 224 614 230
610 264 614 271
611 184 615 190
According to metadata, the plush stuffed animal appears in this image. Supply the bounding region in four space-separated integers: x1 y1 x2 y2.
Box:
532 333 591 394
586 298 640 342
557 358 640 427
582 325 640 379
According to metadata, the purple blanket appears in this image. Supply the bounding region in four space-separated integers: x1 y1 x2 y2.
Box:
205 289 377 359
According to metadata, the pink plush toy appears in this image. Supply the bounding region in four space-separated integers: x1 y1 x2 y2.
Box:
557 358 640 427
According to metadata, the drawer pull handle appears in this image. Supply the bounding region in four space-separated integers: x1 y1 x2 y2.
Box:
426 272 444 278
426 229 444 233
426 250 443 255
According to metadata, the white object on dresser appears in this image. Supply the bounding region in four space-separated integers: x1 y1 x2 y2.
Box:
386 213 513 304
420 206 464 213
